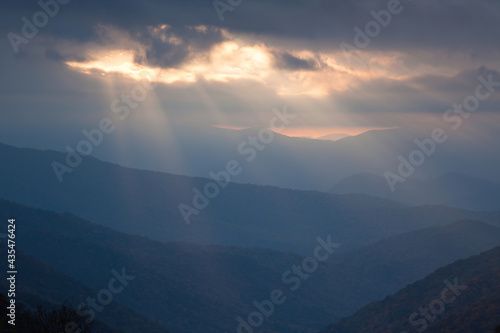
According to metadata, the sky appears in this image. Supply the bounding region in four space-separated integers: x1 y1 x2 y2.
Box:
1 0 500 149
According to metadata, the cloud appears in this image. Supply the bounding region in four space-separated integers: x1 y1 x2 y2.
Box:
134 24 227 68
3 0 500 77
3 0 500 55
271 51 320 71
1 0 499 152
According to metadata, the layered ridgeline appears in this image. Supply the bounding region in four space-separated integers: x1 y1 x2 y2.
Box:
1 143 500 254
330 172 500 211
21 121 499 192
0 251 169 333
320 246 500 333
1 200 500 333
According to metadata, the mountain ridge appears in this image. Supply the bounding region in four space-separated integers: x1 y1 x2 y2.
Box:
1 143 500 255
2 199 500 332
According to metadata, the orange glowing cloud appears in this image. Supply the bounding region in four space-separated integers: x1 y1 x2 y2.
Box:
64 25 459 98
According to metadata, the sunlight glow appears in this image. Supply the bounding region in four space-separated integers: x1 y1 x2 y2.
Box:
64 25 465 99
66 49 158 81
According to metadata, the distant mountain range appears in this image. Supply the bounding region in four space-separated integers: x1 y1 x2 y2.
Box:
317 133 351 141
17 122 499 192
320 245 500 333
329 172 500 211
1 199 499 332
1 138 499 332
1 143 500 254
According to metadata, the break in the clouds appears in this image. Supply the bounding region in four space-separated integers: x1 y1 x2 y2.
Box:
1 0 499 147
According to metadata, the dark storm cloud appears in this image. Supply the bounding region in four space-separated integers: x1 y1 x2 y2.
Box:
134 25 226 68
2 0 499 58
271 51 319 71
1 0 229 66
